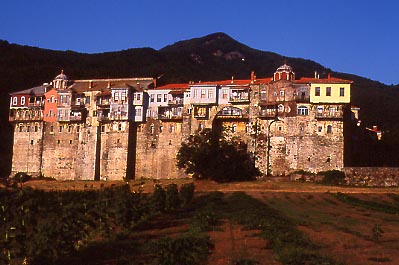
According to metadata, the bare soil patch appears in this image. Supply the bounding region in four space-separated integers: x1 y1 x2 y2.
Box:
252 192 399 265
207 220 279 265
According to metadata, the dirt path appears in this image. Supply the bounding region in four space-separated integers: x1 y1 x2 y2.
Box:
207 221 279 265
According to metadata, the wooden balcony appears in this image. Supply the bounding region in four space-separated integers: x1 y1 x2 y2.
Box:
9 110 43 122
315 111 343 119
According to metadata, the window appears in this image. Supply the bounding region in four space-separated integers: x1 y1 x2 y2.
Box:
66 95 70 104
30 140 34 145
49 109 53 117
232 124 237 133
19 126 24 132
278 126 283 131
340 87 345 97
261 91 267 100
150 124 154 135
27 126 30 132
121 92 126 101
193 90 198 98
50 126 54 133
198 123 204 131
317 106 323 113
326 87 331 96
114 92 119 101
77 126 80 133
159 126 163 133
201 89 206 98
136 108 142 117
280 91 285 96
59 126 63 132
57 140 60 144
69 140 72 145
21 97 25 105
68 126 72 132
12 97 17 105
35 125 38 132
169 125 175 133
86 96 91 104
157 94 162 102
136 93 141 101
101 125 105 133
318 126 323 132
208 89 214 98
118 124 122 131
297 106 309 116
150 94 155 102
315 87 320 96
164 94 168 102
51 96 55 103
327 125 333 134
222 89 228 99
59 95 63 103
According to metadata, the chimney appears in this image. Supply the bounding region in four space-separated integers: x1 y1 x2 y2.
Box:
231 76 234 84
153 78 157 88
314 71 317 79
107 80 111 88
89 80 93 89
251 71 255 82
327 73 331 79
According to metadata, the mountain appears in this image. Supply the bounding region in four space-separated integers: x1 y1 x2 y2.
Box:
1 33 399 176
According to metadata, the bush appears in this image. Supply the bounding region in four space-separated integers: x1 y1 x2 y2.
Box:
152 234 213 265
165 184 180 211
177 128 259 182
191 207 219 232
151 184 166 212
319 170 346 186
179 183 195 208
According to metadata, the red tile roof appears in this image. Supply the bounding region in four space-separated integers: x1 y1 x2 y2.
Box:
153 83 190 90
295 77 353 84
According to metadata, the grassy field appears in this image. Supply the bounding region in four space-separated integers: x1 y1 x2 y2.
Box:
2 179 399 264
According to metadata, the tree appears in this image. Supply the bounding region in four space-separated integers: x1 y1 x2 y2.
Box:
176 128 259 182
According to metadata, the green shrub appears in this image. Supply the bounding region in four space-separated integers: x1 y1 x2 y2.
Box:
165 184 180 211
152 234 213 265
151 184 166 212
319 170 346 186
191 207 219 232
179 183 195 208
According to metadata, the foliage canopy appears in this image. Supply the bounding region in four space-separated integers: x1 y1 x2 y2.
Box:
176 128 259 182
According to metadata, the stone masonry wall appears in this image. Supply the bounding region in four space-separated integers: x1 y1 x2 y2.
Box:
11 122 43 176
135 119 186 179
343 167 399 187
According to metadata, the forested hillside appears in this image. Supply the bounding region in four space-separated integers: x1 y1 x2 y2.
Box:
1 33 398 176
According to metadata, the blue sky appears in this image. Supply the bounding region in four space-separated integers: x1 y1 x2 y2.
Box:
1 0 398 85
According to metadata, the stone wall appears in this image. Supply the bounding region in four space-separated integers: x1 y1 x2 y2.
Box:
343 167 399 187
11 122 43 176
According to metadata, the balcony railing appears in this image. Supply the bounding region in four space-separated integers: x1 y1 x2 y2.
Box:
294 96 310 103
168 98 184 105
158 113 183 120
9 111 43 122
259 109 277 119
315 111 343 119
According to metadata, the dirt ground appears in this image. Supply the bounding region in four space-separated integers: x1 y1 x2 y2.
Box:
18 178 399 194
251 192 399 265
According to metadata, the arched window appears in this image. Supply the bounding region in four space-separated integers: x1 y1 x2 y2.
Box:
232 124 237 133
297 106 309 116
327 125 333 134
